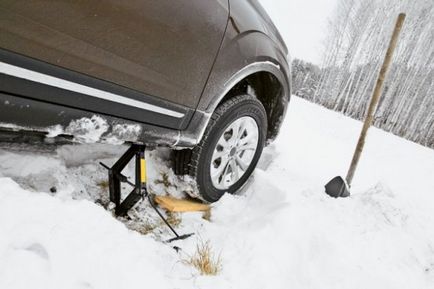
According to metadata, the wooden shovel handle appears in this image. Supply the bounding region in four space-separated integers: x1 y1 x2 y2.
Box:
346 13 406 185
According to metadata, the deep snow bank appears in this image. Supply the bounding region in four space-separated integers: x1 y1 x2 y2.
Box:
0 179 183 289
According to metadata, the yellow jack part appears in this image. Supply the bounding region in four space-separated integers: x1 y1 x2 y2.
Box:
140 158 147 183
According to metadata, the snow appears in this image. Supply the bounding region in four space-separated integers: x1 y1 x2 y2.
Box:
0 179 179 289
1 115 143 145
64 116 110 143
1 97 434 289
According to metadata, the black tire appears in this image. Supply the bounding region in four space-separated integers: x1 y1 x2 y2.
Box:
174 94 267 202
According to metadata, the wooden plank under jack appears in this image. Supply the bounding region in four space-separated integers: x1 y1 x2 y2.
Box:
154 196 210 212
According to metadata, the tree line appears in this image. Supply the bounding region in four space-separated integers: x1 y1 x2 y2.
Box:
292 0 433 149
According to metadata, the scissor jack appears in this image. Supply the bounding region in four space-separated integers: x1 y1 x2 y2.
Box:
100 144 194 243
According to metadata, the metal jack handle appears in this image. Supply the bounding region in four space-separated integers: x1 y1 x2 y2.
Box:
100 144 193 243
147 195 194 243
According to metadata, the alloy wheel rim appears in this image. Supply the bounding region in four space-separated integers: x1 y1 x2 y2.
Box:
210 116 259 190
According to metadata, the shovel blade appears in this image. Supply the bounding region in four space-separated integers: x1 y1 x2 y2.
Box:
325 176 350 198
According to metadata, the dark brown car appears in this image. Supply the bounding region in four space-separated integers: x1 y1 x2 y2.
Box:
0 0 291 201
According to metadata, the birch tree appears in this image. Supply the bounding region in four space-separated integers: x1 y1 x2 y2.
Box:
308 0 434 148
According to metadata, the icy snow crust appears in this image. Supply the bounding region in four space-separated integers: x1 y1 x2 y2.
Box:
0 97 433 289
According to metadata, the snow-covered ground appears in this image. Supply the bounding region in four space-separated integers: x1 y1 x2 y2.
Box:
1 97 433 289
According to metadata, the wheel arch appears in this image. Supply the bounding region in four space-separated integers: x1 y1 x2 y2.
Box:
196 25 291 143
178 27 291 147
221 70 288 141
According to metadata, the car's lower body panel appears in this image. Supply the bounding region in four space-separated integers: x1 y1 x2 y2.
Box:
0 92 210 148
0 92 182 146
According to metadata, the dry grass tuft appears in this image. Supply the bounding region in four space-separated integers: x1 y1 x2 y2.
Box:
97 180 109 190
133 222 159 235
202 209 212 221
154 172 172 188
185 240 222 275
130 211 181 236
166 211 182 227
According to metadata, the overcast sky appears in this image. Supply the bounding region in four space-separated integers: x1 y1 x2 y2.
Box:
260 0 337 64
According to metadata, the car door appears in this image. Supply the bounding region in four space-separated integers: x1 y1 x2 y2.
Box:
0 0 229 129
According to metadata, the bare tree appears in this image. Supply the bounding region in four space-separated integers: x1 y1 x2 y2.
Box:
309 0 434 148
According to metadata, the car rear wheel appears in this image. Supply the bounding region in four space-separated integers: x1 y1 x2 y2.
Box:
174 94 267 202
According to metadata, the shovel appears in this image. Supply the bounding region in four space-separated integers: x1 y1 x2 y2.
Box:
325 13 406 198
